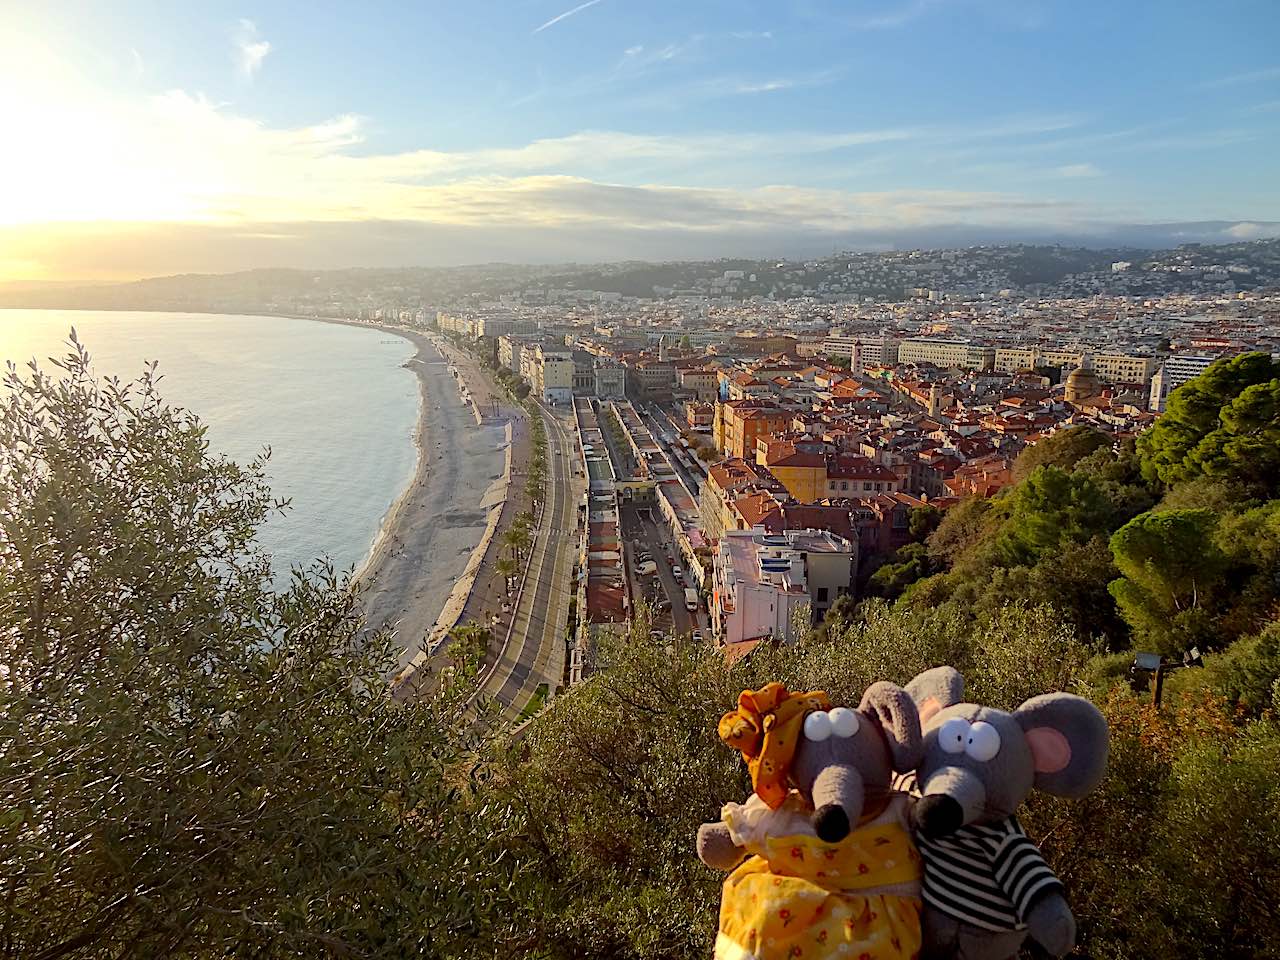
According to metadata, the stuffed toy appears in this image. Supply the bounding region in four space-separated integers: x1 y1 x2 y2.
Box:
902 667 1109 960
697 681 926 960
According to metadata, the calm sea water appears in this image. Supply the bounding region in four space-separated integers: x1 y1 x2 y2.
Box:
0 310 419 579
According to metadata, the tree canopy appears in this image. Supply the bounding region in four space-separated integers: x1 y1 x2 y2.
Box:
1137 352 1280 494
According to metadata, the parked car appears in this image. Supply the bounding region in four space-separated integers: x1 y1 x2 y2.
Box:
684 587 700 612
672 566 683 579
649 630 664 641
691 630 704 643
637 560 658 576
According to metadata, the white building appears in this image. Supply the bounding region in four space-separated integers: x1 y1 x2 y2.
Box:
822 334 899 366
898 338 995 371
1150 354 1223 412
711 528 856 645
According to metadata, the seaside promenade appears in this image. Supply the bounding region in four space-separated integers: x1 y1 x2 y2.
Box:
355 328 508 676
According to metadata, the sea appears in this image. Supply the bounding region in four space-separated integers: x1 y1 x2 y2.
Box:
0 310 420 580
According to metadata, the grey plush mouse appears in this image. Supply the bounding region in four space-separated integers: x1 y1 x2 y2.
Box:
903 667 1109 960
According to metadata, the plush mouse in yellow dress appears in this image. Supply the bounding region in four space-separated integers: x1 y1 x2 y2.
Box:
697 682 926 960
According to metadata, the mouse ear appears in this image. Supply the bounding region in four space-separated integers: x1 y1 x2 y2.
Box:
1014 693 1109 798
860 682 923 773
904 666 965 727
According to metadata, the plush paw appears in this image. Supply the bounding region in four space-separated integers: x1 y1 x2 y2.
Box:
1025 893 1076 958
697 822 746 871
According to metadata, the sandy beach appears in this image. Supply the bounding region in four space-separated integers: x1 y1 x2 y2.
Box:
348 325 510 674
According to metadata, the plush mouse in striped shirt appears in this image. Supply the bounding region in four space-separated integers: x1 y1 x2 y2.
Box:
900 667 1108 960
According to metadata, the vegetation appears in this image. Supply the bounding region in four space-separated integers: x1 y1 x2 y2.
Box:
5 345 1280 959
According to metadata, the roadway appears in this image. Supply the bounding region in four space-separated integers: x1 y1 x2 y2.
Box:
619 503 707 638
471 400 580 724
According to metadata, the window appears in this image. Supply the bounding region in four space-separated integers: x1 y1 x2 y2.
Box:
816 587 829 602
841 481 848 491
893 510 909 529
874 482 882 491
863 482 872 491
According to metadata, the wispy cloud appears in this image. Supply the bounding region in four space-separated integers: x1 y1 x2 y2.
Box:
533 0 607 34
858 0 950 30
1055 163 1102 178
234 19 271 80
1200 65 1280 89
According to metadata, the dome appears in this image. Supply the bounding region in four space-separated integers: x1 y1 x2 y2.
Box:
1064 366 1101 402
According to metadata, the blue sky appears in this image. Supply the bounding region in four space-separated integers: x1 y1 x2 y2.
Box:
2 0 1278 279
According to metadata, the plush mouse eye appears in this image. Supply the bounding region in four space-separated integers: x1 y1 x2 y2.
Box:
804 710 833 742
828 707 860 738
938 717 970 754
964 721 1001 762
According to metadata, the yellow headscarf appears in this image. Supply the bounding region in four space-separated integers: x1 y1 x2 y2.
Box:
718 682 831 809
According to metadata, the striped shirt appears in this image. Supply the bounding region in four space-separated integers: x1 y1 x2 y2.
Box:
915 816 1063 932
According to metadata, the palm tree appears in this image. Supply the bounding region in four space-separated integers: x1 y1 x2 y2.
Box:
495 555 518 595
504 525 531 560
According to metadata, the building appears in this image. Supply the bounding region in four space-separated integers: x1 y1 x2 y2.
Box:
823 335 900 366
1091 353 1156 385
711 528 856 645
525 345 574 404
497 335 526 374
717 400 793 459
1149 354 1223 411
677 366 720 401
898 338 995 371
593 359 627 399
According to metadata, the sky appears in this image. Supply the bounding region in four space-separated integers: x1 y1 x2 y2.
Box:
1 0 1278 282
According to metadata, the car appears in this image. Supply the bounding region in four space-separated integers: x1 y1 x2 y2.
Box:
691 630 704 643
636 559 658 576
671 566 682 579
649 630 664 641
638 551 654 562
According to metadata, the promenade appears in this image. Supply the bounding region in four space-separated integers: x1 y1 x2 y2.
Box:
355 329 507 674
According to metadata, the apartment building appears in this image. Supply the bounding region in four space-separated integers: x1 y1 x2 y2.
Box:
1092 353 1157 385
1150 353 1223 411
716 400 792 459
523 345 574 404
822 334 900 366
711 528 856 645
898 338 995 371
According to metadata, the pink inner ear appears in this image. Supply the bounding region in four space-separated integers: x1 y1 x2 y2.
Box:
919 697 942 725
1026 727 1072 774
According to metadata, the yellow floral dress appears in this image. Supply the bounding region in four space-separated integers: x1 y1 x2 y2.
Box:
714 791 922 960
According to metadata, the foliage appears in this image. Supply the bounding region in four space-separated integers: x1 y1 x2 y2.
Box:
1108 509 1226 654
1137 351 1280 495
1012 424 1111 483
0 341 516 959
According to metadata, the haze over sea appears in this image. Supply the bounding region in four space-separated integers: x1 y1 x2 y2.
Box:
0 310 419 579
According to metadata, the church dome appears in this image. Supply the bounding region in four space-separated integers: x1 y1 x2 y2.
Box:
1064 366 1101 402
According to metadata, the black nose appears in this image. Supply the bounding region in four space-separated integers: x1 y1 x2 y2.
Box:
912 794 964 839
813 804 850 843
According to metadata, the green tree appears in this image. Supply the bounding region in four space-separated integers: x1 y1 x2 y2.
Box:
0 341 515 958
1137 352 1280 493
1108 509 1226 654
990 466 1112 567
495 554 519 595
1012 425 1111 483
907 503 942 539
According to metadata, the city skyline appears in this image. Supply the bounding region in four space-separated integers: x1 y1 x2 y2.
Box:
3 0 1278 282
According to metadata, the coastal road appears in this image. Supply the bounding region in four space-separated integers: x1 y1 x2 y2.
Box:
472 400 580 723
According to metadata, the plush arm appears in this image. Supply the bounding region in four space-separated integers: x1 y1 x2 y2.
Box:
697 821 746 871
1024 890 1076 958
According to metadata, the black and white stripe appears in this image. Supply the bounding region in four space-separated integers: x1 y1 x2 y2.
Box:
917 817 1063 932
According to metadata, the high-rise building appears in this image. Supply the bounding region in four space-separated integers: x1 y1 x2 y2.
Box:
1149 354 1223 411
